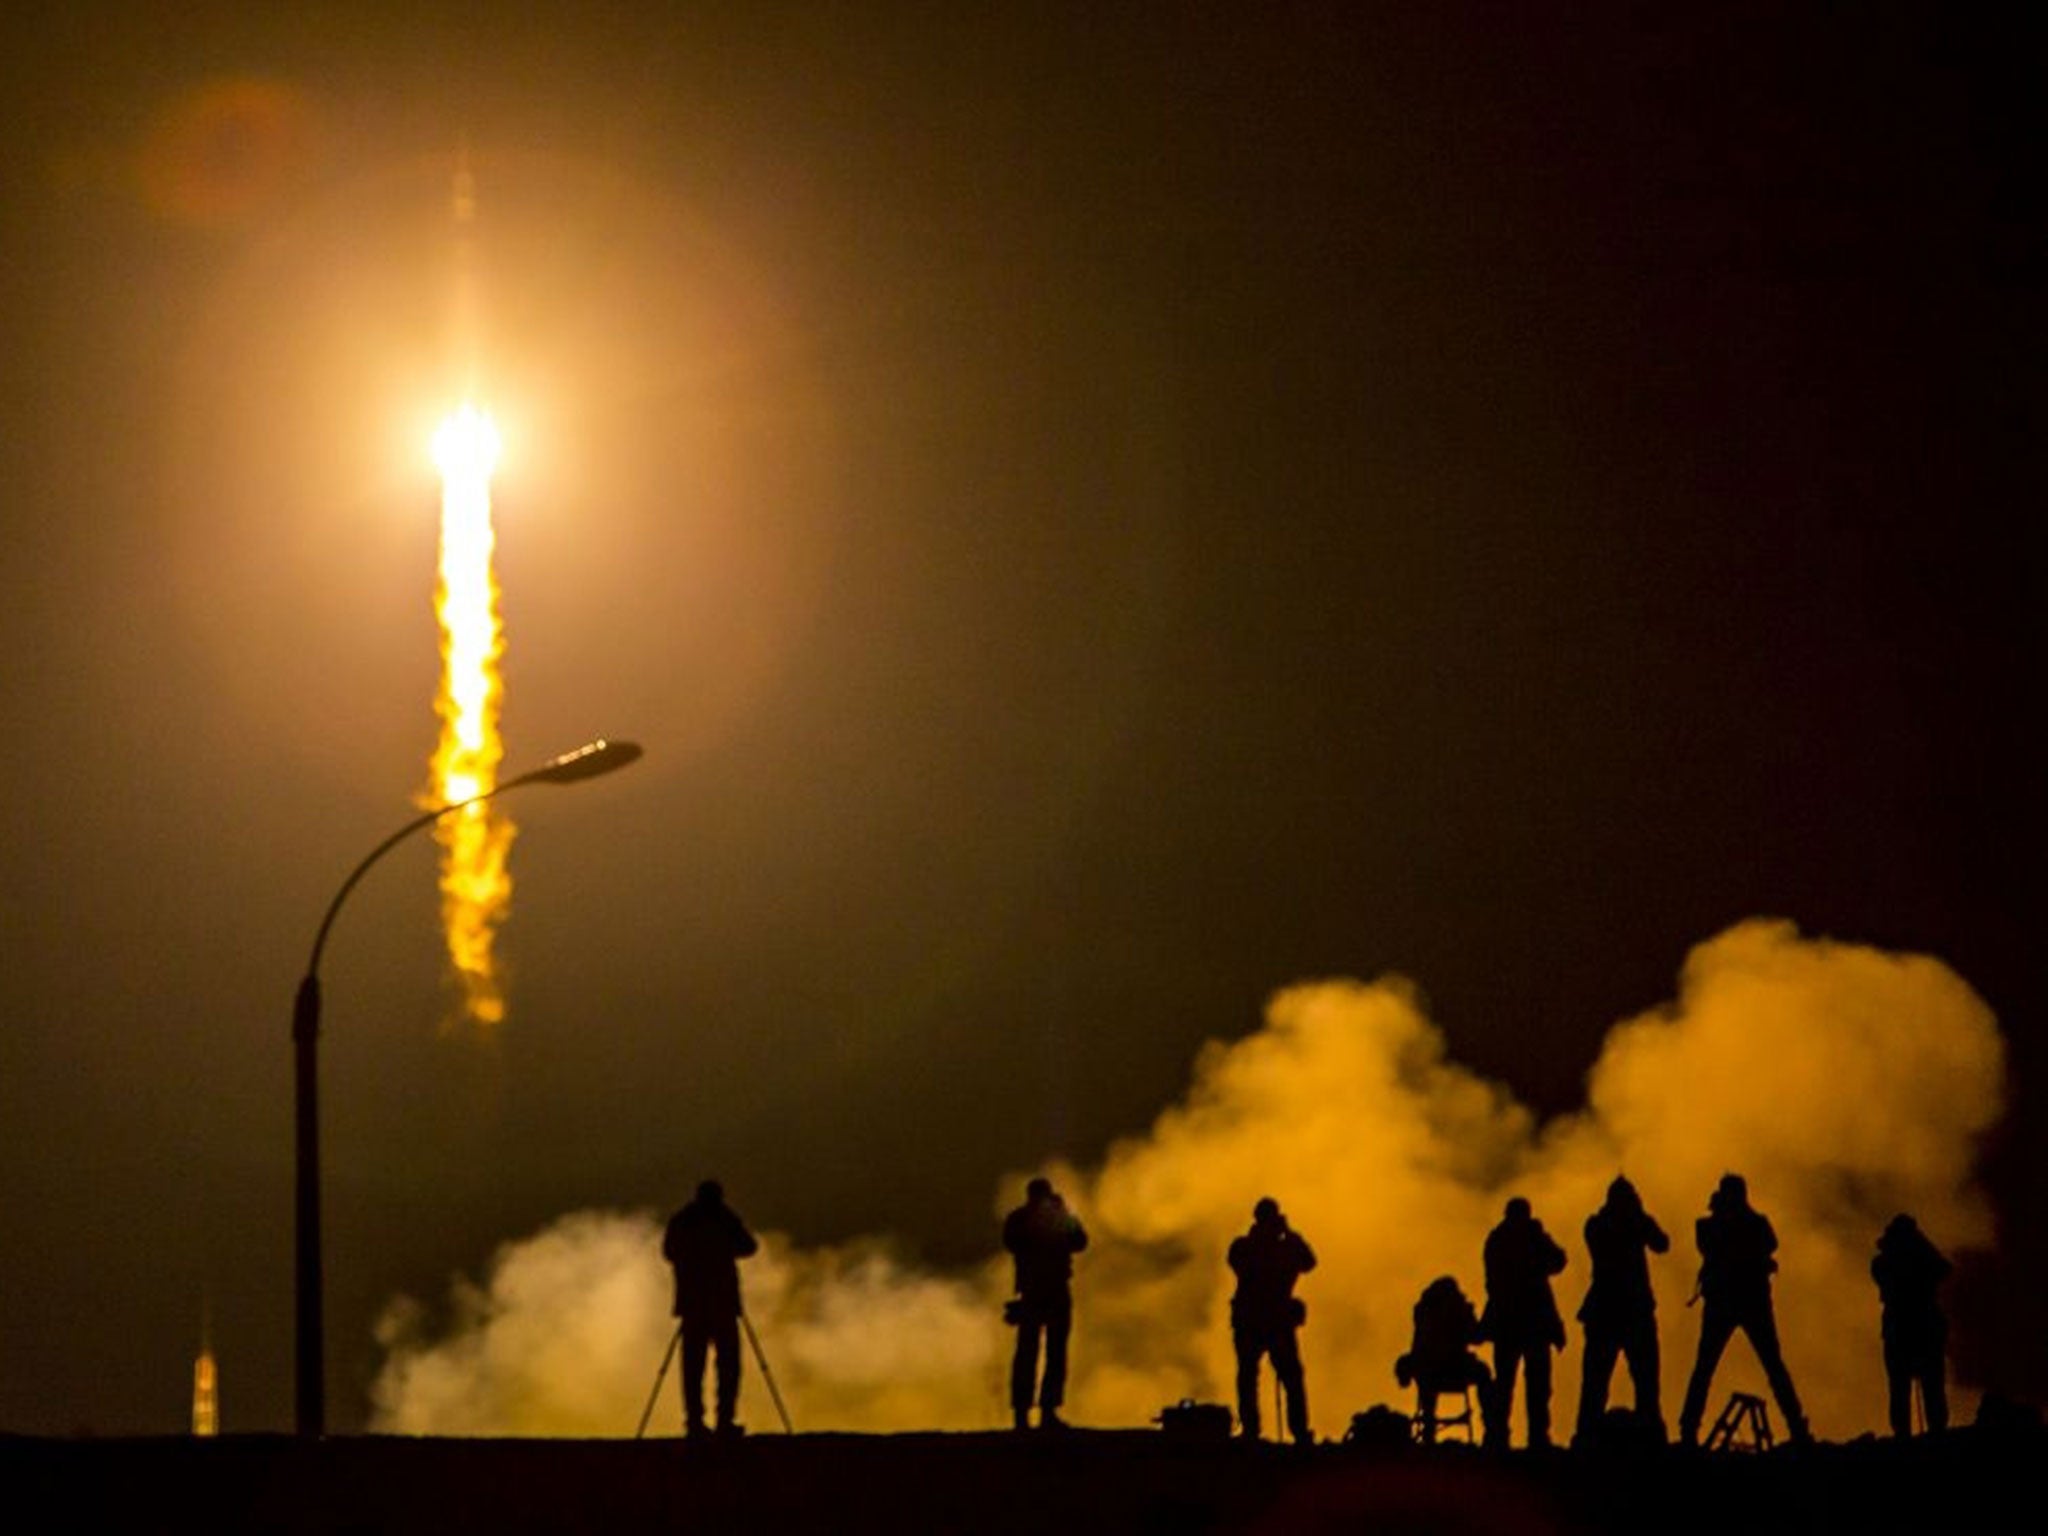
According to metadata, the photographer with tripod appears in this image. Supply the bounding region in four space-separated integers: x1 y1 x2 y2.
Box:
662 1179 760 1438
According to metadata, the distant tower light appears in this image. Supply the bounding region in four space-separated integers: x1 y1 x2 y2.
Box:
193 1313 218 1436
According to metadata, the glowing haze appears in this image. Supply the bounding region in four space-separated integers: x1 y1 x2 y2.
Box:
373 921 2004 1438
427 403 515 1026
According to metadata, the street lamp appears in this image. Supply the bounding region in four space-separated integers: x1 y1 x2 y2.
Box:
293 737 643 1437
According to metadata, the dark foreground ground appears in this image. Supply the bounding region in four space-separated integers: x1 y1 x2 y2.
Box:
5 1424 2038 1534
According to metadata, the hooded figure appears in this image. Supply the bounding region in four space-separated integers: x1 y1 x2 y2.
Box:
1227 1197 1317 1443
1871 1214 1951 1436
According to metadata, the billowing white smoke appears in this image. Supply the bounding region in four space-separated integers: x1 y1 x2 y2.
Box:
373 1223 1006 1436
371 920 2003 1439
373 1210 673 1435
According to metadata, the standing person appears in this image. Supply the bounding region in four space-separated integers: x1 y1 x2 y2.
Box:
1003 1177 1088 1430
1227 1197 1317 1443
661 1179 760 1438
1677 1174 1811 1446
1479 1197 1567 1448
1573 1175 1671 1444
1871 1213 1951 1436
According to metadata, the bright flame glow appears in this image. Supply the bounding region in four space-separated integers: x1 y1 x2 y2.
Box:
428 403 514 1026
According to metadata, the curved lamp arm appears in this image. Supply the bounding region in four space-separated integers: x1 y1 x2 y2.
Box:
302 738 643 980
293 734 640 1438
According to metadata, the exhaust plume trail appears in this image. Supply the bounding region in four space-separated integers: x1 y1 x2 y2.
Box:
372 921 2005 1436
427 403 514 1026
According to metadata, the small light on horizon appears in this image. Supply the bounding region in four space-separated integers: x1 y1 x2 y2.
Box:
192 1340 218 1437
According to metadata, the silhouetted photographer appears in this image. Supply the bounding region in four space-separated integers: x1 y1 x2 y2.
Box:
1398 1275 1493 1444
662 1179 760 1438
1677 1173 1810 1446
1003 1177 1088 1430
1228 1197 1317 1443
1872 1212 1951 1436
1480 1196 1566 1448
1573 1174 1670 1445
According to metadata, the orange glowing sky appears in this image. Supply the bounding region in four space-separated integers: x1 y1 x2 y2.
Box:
0 4 2039 1435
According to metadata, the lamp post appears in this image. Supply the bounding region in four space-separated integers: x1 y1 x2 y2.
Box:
293 737 643 1437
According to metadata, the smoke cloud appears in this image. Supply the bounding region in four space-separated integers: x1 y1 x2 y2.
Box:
371 920 2003 1439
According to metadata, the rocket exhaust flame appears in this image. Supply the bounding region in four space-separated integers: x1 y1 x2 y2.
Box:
428 403 514 1026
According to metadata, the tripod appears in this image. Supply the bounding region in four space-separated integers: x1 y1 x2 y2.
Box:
635 1325 681 1439
743 1310 796 1435
634 1312 795 1438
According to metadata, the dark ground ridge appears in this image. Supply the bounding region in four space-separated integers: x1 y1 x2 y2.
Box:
8 1423 2040 1535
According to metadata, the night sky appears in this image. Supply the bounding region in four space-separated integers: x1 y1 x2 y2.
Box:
1 4 2040 1433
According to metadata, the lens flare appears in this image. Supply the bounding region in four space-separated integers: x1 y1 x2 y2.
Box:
428 403 514 1026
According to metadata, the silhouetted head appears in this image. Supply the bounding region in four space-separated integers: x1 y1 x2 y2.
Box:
1027 1177 1055 1202
1504 1196 1532 1222
696 1179 724 1205
1606 1176 1641 1211
1884 1213 1920 1243
1710 1173 1748 1212
1254 1197 1282 1225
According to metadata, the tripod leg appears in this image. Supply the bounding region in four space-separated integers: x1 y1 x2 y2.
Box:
635 1325 682 1439
740 1310 795 1434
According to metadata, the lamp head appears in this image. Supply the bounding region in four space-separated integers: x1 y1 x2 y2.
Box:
516 738 644 786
